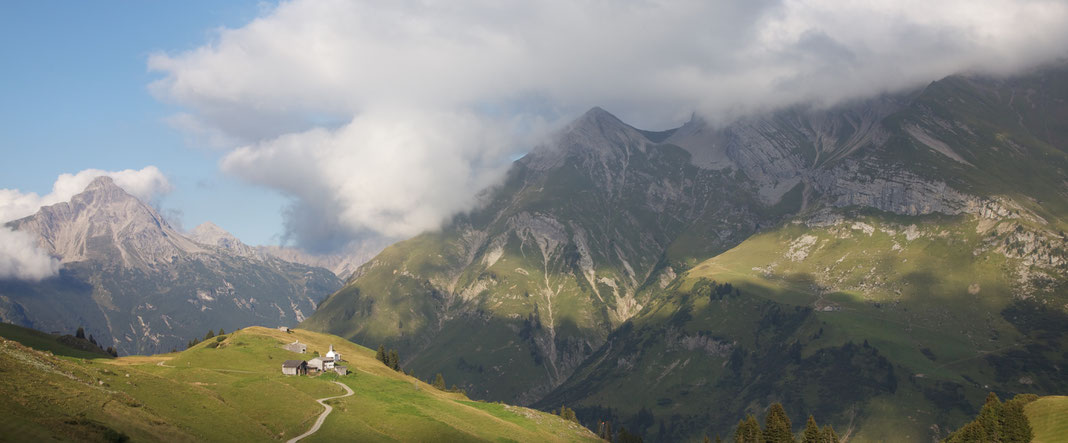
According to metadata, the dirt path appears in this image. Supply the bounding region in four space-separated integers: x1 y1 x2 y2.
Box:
287 381 354 443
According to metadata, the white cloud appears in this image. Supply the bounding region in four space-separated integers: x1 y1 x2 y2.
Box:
148 0 1068 248
0 226 60 281
0 166 172 223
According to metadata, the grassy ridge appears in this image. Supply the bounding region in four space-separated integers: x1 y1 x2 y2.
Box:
0 322 112 359
1026 396 1068 443
0 326 597 442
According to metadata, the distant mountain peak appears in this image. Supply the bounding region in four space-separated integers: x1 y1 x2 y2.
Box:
189 222 258 257
570 106 628 132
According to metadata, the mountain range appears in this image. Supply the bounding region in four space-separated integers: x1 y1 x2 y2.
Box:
301 63 1068 440
0 176 341 355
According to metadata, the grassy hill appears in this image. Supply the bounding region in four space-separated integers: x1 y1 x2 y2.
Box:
0 326 598 442
1027 396 1068 443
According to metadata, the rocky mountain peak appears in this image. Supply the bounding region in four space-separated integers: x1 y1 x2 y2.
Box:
10 178 204 267
71 175 135 207
190 222 257 258
525 106 650 172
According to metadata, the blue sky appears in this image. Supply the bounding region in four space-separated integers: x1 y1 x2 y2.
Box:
0 1 287 245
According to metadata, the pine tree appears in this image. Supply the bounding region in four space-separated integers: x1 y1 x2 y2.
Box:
375 345 386 364
88 334 97 346
735 415 764 443
1000 394 1036 443
976 392 1001 443
433 373 446 390
204 330 215 340
800 416 820 443
819 425 839 443
704 436 712 443
617 426 642 443
76 326 86 339
763 403 794 443
947 421 987 443
388 350 400 371
218 328 225 335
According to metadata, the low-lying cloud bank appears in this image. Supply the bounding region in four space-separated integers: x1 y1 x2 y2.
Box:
0 227 60 281
148 0 1068 251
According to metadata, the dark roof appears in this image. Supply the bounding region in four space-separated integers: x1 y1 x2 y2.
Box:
282 360 306 368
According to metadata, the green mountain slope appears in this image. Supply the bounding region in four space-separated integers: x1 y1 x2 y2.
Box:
0 326 597 442
537 209 1068 441
303 108 772 403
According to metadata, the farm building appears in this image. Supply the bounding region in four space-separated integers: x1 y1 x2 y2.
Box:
282 360 307 376
308 357 325 372
283 340 307 353
334 366 348 375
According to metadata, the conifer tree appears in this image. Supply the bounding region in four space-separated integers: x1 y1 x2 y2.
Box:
800 416 820 443
76 326 86 339
948 421 987 443
735 415 764 443
88 334 97 346
388 349 400 371
433 373 446 390
1000 394 1035 443
375 344 386 363
819 425 839 443
763 403 794 443
704 436 711 443
976 392 1001 443
617 426 642 443
204 330 215 340
218 328 225 335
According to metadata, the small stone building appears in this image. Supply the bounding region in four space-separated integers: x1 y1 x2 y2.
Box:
334 365 348 375
307 357 325 372
283 340 307 353
282 360 307 376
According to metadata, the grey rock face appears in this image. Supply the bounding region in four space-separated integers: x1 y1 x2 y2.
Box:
1 177 341 355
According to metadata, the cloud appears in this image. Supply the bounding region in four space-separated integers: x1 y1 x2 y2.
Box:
0 166 172 223
148 0 1068 248
220 108 518 251
0 226 60 281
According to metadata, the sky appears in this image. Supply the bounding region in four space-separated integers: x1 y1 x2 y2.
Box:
0 1 286 244
3 0 1068 266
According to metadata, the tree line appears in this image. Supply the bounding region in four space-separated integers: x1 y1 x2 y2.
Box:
941 392 1035 443
731 403 839 443
75 326 118 357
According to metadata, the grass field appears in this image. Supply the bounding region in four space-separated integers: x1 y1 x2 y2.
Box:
1027 396 1068 443
0 324 598 442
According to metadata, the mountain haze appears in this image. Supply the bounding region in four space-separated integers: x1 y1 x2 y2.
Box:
0 177 341 354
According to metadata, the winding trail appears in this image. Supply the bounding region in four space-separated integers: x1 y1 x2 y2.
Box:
287 381 354 443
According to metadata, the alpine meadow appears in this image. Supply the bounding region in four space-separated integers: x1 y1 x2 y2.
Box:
2 1 1068 442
